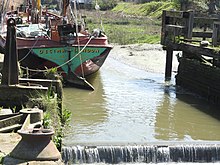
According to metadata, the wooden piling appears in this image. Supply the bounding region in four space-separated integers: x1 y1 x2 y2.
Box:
212 21 220 46
165 48 173 81
161 10 220 105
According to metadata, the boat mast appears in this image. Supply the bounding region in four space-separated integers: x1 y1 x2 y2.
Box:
62 0 69 20
37 0 41 22
37 0 41 11
30 0 41 23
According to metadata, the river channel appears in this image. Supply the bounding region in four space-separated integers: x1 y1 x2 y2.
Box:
63 56 220 146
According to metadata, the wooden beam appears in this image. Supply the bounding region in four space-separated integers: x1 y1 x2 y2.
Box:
177 43 220 58
165 10 184 18
192 32 213 38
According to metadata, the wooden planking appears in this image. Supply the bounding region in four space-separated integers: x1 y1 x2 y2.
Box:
192 31 213 38
194 17 219 27
178 43 220 58
164 10 184 18
164 10 193 19
176 58 220 104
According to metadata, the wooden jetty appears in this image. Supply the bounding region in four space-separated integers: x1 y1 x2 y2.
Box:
161 10 220 105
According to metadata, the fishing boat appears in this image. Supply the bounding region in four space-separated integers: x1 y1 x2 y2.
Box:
0 0 112 90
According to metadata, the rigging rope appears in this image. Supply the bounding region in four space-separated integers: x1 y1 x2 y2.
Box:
72 1 85 78
4 0 96 79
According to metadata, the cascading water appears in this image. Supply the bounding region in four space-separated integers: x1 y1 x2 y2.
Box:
62 143 220 164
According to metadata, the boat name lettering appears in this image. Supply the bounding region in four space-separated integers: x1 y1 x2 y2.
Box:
75 48 100 53
39 49 67 54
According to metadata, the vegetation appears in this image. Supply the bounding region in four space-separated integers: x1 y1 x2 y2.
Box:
85 0 211 45
0 154 4 164
43 106 71 151
85 1 175 44
93 0 119 10
30 88 71 151
112 1 175 18
41 88 71 151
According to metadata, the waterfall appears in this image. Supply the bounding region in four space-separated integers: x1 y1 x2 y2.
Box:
62 143 220 164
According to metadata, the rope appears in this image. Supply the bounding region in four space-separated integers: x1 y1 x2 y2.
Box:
18 36 41 62
20 36 94 73
17 1 95 78
72 1 85 78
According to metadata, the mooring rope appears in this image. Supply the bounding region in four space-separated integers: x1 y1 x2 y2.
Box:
18 36 41 62
20 36 94 73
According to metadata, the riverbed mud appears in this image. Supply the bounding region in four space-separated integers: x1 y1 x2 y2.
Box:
109 44 179 74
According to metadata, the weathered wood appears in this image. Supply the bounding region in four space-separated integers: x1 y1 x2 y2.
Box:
192 32 213 38
161 10 195 46
212 21 220 46
162 10 220 105
194 17 218 27
161 10 167 45
161 10 220 47
165 25 185 31
176 58 220 105
185 10 194 39
165 48 173 80
164 10 184 18
166 42 220 58
177 43 220 58
165 25 185 44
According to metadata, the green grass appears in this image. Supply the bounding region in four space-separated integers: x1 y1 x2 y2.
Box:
112 2 176 18
84 1 175 45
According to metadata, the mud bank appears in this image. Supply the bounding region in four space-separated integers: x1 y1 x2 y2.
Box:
109 44 179 74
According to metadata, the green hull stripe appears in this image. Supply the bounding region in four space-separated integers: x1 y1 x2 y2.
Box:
32 46 106 73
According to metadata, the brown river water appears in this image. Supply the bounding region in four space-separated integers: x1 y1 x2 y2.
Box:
62 56 220 146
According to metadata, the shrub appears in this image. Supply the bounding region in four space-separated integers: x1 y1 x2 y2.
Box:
93 0 119 10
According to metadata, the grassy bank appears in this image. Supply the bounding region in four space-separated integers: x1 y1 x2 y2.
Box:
112 2 175 18
84 1 175 45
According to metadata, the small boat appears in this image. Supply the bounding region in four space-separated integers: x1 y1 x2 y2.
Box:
0 0 112 90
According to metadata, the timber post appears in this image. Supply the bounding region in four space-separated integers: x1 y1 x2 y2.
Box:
161 10 194 81
161 9 220 105
212 21 220 46
185 10 194 39
165 48 173 81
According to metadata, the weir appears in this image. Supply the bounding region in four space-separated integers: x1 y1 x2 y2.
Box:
61 142 220 164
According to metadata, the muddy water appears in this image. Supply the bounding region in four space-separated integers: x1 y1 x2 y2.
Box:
63 57 220 146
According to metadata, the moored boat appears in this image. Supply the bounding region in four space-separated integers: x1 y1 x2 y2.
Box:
0 0 112 89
